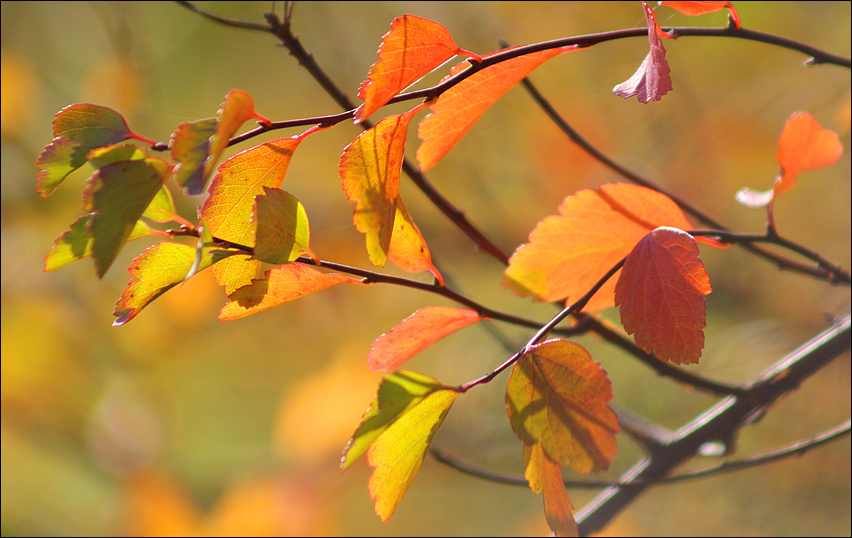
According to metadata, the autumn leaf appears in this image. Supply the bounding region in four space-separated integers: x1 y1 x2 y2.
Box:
660 1 741 29
613 2 673 103
44 216 154 272
36 104 141 197
170 118 216 195
218 263 364 321
417 45 573 171
82 155 173 277
340 106 423 266
387 197 443 283
367 306 481 371
506 339 619 474
525 442 578 537
504 182 701 311
252 187 316 265
614 227 711 365
355 15 481 124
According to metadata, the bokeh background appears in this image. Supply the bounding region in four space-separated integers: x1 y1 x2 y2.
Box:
2 1 849 536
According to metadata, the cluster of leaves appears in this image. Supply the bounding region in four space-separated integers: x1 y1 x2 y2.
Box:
36 2 846 535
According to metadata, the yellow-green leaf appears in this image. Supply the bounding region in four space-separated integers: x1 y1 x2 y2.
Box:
252 187 315 265
44 216 154 272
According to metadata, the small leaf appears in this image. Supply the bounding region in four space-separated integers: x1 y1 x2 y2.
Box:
660 1 741 29
417 45 573 171
504 183 703 311
367 386 458 522
170 118 217 195
218 263 364 321
206 90 271 186
506 339 619 474
734 187 774 208
387 197 443 283
774 112 843 197
36 104 134 197
525 442 578 537
82 157 173 277
355 15 480 124
367 306 481 371
44 216 154 272
341 370 445 471
614 227 711 365
341 107 422 266
613 2 672 103
252 187 315 265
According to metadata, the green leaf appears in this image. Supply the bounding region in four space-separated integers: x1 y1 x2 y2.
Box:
36 104 134 197
252 187 315 264
341 370 444 471
44 216 154 272
170 118 217 195
82 157 173 278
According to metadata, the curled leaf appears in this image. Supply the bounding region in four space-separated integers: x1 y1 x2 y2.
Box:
613 2 672 103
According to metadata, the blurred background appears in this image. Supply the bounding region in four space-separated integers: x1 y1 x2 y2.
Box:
2 1 849 535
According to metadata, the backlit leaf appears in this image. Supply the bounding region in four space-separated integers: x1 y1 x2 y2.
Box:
660 1 741 29
82 156 173 277
367 306 481 371
614 227 711 365
341 370 444 471
613 2 672 103
36 104 134 197
387 197 443 283
774 112 843 196
44 216 154 272
218 263 364 321
170 118 216 195
504 182 699 311
367 386 458 522
341 107 423 266
252 187 315 265
417 45 573 171
506 339 619 474
355 15 480 124
525 442 578 537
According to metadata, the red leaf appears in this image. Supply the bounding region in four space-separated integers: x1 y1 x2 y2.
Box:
417 45 574 171
660 1 741 29
367 306 481 371
614 227 711 365
774 112 843 197
613 2 672 103
355 15 480 124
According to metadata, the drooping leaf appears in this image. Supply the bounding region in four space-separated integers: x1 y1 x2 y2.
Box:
367 386 458 522
387 197 443 283
417 45 574 171
44 216 155 272
367 306 481 371
252 187 316 265
614 227 711 365
341 370 445 471
340 106 423 266
82 156 173 277
170 118 216 195
774 112 843 196
355 14 481 124
207 90 271 182
660 1 741 29
113 240 240 326
613 2 673 103
36 104 135 197
524 442 578 538
506 339 619 474
504 182 703 311
218 263 364 321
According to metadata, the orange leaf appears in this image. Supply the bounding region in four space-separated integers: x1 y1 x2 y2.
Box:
340 107 423 267
387 197 443 283
525 442 578 537
614 227 711 365
367 306 481 371
417 45 573 171
206 90 271 179
506 339 619 474
355 15 480 124
660 1 741 29
218 263 364 321
774 112 843 196
504 182 699 311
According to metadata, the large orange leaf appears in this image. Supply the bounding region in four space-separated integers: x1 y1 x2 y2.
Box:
504 182 698 311
366 306 481 371
506 339 619 474
340 106 423 267
525 441 578 537
660 1 741 29
218 263 364 321
354 15 480 124
614 227 711 365
774 112 843 196
416 45 574 171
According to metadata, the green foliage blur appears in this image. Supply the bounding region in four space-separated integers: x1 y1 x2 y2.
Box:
2 2 849 535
